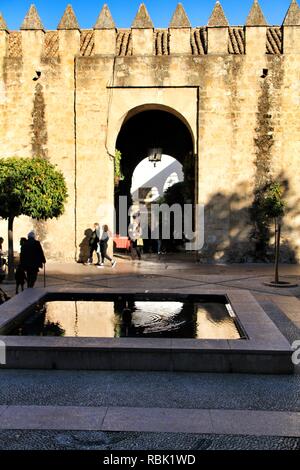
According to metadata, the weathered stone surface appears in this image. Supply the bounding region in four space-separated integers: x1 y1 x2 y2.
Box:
131 4 154 29
7 32 22 56
20 4 44 30
0 12 8 31
169 3 191 28
57 4 80 30
1 5 300 263
246 0 267 26
207 1 229 27
283 0 300 26
207 2 229 26
94 4 115 29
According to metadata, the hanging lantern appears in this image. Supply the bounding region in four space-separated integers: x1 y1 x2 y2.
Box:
148 148 162 167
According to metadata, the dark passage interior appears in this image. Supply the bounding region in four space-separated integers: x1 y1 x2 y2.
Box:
115 109 196 251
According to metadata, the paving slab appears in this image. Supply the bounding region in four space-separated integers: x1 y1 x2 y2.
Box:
0 405 108 431
102 407 212 433
0 406 8 419
209 409 300 437
0 405 299 437
271 296 300 324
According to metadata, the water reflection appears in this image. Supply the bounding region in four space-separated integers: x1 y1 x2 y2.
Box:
14 303 65 337
11 300 241 339
46 301 115 337
196 303 239 339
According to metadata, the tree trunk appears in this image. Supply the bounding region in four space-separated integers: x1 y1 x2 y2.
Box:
274 218 281 284
7 216 14 280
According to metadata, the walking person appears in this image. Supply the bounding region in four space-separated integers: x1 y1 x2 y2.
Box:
129 217 143 261
15 238 27 294
97 225 117 268
87 223 100 265
15 265 27 294
0 237 6 282
20 231 46 288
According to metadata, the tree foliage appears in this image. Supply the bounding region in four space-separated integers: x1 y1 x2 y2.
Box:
114 149 124 183
250 181 285 259
0 157 68 220
261 182 285 220
159 181 188 207
158 154 194 207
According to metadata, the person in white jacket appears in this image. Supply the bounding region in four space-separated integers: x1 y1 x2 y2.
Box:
129 217 143 261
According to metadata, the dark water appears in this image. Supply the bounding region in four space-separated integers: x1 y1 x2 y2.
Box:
9 299 242 339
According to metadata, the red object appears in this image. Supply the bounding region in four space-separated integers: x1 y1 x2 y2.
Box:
113 236 131 250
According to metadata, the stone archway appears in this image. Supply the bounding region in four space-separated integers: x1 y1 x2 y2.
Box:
114 107 196 252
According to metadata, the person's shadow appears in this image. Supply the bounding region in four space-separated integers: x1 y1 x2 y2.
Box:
77 228 93 263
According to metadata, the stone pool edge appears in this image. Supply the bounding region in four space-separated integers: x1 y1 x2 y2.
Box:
0 287 293 374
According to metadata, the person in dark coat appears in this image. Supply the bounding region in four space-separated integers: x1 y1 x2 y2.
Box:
97 225 117 268
0 237 6 283
15 265 27 294
88 223 100 265
20 231 46 288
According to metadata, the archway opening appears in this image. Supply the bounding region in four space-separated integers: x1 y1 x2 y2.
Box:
131 155 184 204
115 109 195 253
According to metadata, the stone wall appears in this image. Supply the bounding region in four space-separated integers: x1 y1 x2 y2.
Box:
0 2 300 262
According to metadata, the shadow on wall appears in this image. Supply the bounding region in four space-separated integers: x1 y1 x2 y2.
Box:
77 228 93 263
77 175 299 264
200 174 300 264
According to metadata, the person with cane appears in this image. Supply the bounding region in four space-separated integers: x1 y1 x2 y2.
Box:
43 263 46 288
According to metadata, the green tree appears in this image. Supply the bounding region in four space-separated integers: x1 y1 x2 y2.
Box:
260 182 285 283
0 158 68 278
114 149 124 186
159 181 187 207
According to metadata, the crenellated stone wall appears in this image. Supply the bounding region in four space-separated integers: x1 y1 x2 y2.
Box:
0 1 300 263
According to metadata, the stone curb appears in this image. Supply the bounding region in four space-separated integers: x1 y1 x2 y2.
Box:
0 405 299 437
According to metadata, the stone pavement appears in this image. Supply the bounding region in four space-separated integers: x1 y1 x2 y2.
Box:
0 258 299 450
0 405 299 437
3 257 300 297
0 430 299 451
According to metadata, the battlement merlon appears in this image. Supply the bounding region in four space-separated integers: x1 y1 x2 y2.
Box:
93 4 116 55
244 0 267 57
283 0 300 53
1 1 300 58
57 5 80 58
168 3 192 55
207 1 229 55
20 5 44 60
131 4 154 56
0 13 8 60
